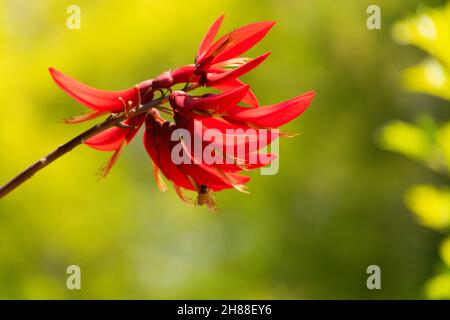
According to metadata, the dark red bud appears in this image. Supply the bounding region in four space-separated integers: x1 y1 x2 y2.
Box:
152 71 174 89
169 91 188 110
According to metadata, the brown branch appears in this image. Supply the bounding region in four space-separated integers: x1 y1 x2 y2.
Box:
0 95 170 199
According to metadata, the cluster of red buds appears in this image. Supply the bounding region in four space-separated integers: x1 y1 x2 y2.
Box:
49 15 315 210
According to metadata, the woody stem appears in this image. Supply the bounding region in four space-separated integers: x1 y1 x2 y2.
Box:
0 84 197 199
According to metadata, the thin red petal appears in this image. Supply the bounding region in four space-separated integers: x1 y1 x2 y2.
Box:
187 85 250 113
206 52 271 86
49 67 139 113
144 115 195 191
178 140 245 191
227 91 315 128
197 15 225 61
175 115 278 163
202 21 275 66
85 127 128 151
85 114 145 151
212 78 259 107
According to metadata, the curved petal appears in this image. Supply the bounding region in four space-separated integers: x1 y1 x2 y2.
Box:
181 85 250 113
144 114 195 191
197 15 225 61
85 127 128 152
212 78 259 107
199 21 275 67
206 52 271 86
177 139 248 192
145 114 251 193
85 114 146 151
49 67 139 113
175 114 278 167
226 91 315 128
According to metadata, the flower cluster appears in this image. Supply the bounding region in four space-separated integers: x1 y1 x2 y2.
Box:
49 16 315 210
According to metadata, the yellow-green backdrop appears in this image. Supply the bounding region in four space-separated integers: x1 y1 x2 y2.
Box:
0 0 447 299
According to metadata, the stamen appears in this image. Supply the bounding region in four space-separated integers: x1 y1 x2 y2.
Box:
173 184 194 205
232 184 249 194
62 111 106 124
96 140 127 179
280 130 300 138
151 111 167 123
118 96 128 114
134 85 142 107
142 85 153 101
152 162 168 192
115 123 139 129
214 167 245 190
213 147 251 170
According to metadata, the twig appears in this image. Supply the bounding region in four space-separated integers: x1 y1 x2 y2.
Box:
0 95 169 199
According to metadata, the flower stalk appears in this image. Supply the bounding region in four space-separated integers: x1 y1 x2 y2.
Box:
0 93 173 198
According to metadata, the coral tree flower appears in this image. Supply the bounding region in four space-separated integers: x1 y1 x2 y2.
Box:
49 15 315 211
49 67 154 176
151 15 275 108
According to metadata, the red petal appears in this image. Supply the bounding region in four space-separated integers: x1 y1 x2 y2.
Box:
227 91 315 128
171 65 198 84
176 115 278 163
144 115 195 190
85 114 145 151
201 21 275 66
197 15 225 61
49 67 139 113
85 127 128 151
177 140 247 192
145 112 255 195
212 78 259 107
206 52 271 86
186 85 250 113
87 115 146 178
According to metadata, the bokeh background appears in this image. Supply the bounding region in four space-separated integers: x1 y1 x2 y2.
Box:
0 0 449 299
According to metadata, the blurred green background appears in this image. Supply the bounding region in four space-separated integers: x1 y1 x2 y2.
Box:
0 0 449 299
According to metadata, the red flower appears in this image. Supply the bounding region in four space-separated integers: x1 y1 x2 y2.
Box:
85 114 147 176
225 91 315 128
143 110 254 211
165 88 314 210
195 16 275 75
49 67 154 176
150 16 274 107
49 16 315 210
